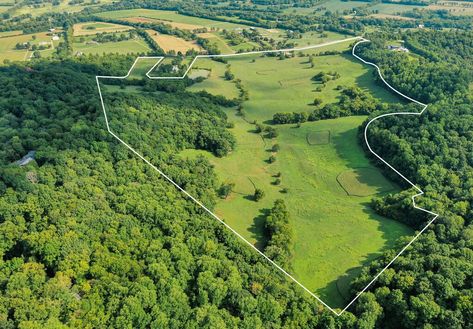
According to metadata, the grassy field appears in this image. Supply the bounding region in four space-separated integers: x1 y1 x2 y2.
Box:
4 0 115 18
427 1 473 16
197 32 234 54
73 39 151 56
0 32 59 63
180 115 411 308
145 30 202 53
0 30 22 38
187 59 240 99
97 9 248 30
123 16 204 30
182 42 413 307
73 22 133 36
104 40 413 308
190 41 402 124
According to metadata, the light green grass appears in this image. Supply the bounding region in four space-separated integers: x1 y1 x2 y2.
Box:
180 115 412 308
96 9 247 29
307 130 330 145
188 59 240 99
337 168 395 197
190 41 404 123
72 38 151 56
180 44 412 307
127 57 162 79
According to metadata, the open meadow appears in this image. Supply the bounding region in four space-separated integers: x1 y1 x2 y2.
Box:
96 9 247 30
73 22 133 36
72 31 151 56
101 40 414 308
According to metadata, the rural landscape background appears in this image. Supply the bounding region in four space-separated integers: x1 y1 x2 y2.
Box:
0 0 472 328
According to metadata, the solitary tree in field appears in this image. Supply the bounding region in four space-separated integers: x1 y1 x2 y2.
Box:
218 182 234 199
254 188 265 201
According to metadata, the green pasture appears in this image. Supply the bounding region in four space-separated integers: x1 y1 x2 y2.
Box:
72 35 151 56
180 43 412 307
0 32 58 63
188 59 240 99
180 115 412 308
189 41 403 123
105 42 413 308
290 31 351 47
96 9 248 29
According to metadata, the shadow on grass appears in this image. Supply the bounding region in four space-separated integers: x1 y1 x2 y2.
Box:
317 203 413 308
248 207 270 250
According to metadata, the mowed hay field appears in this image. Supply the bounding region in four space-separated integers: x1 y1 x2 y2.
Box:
145 30 202 53
97 9 247 29
72 32 151 56
73 22 133 36
123 16 204 30
180 43 413 307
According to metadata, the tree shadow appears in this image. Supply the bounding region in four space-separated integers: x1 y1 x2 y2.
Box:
248 207 269 250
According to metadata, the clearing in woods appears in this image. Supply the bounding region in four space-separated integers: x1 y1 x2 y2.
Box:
99 39 414 309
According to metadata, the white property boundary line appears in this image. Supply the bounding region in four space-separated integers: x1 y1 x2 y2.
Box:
95 37 438 316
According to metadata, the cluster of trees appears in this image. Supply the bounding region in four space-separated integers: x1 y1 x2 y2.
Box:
272 86 382 124
312 71 340 83
91 30 137 43
263 199 294 269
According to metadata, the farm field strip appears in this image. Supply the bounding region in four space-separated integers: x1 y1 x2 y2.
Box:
73 22 133 36
95 38 438 316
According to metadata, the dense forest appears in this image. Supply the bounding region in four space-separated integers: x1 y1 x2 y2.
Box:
349 31 473 328
0 60 347 328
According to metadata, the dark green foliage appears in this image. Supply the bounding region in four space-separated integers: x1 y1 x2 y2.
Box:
0 60 330 328
350 30 473 329
218 182 234 199
264 199 293 269
254 188 265 201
